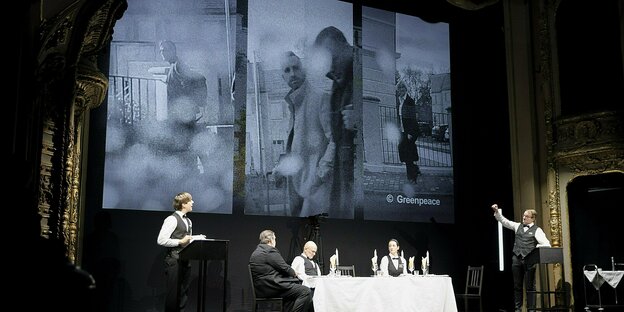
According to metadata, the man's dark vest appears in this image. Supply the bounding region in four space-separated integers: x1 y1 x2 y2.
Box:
387 255 404 277
513 224 539 258
167 213 189 259
299 255 319 276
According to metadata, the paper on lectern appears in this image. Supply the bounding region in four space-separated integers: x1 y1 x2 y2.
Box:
190 234 207 242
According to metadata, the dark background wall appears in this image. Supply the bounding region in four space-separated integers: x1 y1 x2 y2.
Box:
81 1 517 311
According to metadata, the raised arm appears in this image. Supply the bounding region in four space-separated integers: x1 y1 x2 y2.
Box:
491 204 520 231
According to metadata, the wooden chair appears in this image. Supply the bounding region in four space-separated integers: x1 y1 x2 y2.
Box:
336 265 356 277
248 264 283 312
455 265 484 311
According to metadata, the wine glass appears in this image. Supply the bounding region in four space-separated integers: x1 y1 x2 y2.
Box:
371 262 378 276
330 263 336 276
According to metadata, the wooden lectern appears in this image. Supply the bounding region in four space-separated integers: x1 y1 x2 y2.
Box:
526 247 570 311
180 239 229 312
526 247 563 264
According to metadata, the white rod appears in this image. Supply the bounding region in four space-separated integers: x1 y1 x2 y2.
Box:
498 209 504 271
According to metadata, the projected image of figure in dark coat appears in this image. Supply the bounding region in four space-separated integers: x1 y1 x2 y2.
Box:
159 40 208 176
102 0 235 214
396 81 421 183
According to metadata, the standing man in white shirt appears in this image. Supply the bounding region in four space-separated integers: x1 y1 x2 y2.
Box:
491 203 551 312
157 192 204 312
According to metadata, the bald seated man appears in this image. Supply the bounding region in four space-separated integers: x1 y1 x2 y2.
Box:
291 241 322 287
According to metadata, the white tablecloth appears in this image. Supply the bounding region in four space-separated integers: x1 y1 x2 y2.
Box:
312 275 458 312
584 270 624 290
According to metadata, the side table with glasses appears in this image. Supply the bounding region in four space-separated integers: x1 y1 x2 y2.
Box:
583 264 624 311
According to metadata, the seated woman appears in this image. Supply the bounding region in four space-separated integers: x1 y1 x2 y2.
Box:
379 239 408 276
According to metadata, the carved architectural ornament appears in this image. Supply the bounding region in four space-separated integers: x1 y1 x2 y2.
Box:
531 0 623 300
554 111 624 173
36 0 127 263
533 0 623 251
533 0 563 247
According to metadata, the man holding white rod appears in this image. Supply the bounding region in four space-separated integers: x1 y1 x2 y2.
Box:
491 204 551 312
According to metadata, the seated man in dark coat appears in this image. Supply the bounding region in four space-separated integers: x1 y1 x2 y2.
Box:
249 230 312 312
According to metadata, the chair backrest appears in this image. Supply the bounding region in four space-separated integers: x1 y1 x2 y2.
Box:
248 264 283 312
337 265 355 277
248 264 259 300
464 265 484 296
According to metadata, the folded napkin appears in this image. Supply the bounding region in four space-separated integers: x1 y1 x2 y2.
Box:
330 254 337 267
421 251 430 273
408 256 415 271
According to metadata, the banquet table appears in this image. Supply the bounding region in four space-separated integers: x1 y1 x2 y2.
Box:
312 275 458 312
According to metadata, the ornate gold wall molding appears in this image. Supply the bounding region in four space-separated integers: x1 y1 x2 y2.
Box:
531 0 623 305
533 0 563 248
520 0 623 304
36 0 127 263
554 111 624 172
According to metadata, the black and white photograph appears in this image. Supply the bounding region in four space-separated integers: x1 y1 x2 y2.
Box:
361 6 454 222
243 0 355 219
22 1 624 312
102 0 237 213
